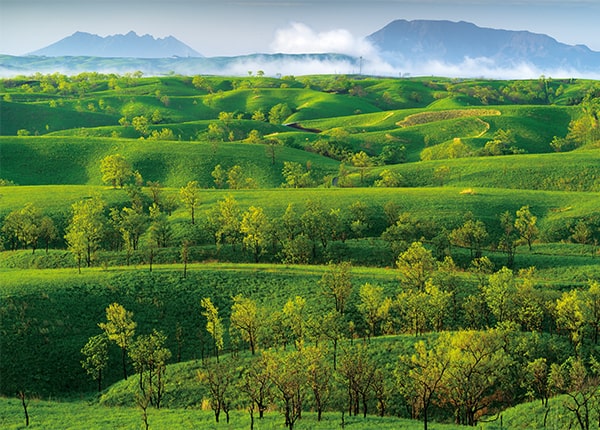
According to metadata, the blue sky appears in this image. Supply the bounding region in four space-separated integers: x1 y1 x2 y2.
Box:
2 0 600 57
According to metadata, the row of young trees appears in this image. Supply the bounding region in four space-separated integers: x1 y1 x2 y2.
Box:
81 256 600 429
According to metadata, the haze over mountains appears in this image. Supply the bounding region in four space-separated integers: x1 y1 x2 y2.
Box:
2 20 600 78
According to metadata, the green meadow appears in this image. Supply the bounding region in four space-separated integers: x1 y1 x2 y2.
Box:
1 73 600 429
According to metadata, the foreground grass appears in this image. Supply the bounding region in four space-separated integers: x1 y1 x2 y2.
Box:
0 397 467 430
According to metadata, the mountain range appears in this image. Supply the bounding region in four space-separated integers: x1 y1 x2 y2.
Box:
367 20 600 71
28 31 202 58
2 21 600 78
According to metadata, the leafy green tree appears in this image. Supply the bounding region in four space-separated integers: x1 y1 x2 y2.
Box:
65 196 106 272
148 203 171 248
98 302 137 380
1 203 44 253
282 161 313 188
584 280 600 344
450 216 489 259
226 165 244 190
319 261 353 315
304 346 334 421
201 297 224 360
397 337 452 430
240 206 272 262
549 356 600 430
283 296 307 350
515 205 539 251
440 329 513 426
268 103 292 124
211 164 226 189
522 357 550 406
350 151 372 183
396 241 437 291
132 115 150 136
110 206 148 252
81 334 109 392
338 343 378 418
374 169 404 187
571 219 593 255
482 266 517 325
211 194 242 249
230 295 262 354
179 180 201 225
280 234 313 265
129 329 171 409
357 283 392 338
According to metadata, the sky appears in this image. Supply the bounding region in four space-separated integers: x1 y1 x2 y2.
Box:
2 0 600 58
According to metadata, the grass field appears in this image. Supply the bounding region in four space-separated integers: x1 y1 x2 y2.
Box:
2 73 600 429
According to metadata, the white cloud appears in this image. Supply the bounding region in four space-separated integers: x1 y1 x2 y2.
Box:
270 22 377 57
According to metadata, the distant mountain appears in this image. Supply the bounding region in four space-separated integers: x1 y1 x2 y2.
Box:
29 31 202 58
367 19 600 72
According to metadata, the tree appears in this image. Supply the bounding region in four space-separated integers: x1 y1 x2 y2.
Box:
357 283 392 338
98 302 137 380
440 329 512 426
111 206 148 252
148 203 172 248
555 289 586 350
240 206 272 262
282 161 312 188
226 165 244 190
282 296 307 350
198 357 237 423
179 180 201 224
482 266 517 325
129 329 172 409
515 205 539 251
264 349 307 430
549 356 600 430
239 354 272 426
396 242 437 291
230 295 261 354
211 164 226 189
211 195 241 249
338 344 378 418
268 103 292 124
304 346 334 421
1 203 44 253
65 196 106 272
374 169 404 187
132 115 150 136
319 261 353 315
100 154 133 188
350 151 372 184
201 297 224 360
397 338 452 430
450 216 489 259
571 219 593 255
81 334 109 392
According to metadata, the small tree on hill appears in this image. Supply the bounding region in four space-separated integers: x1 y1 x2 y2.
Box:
100 154 133 189
81 334 109 392
179 180 201 224
98 302 137 380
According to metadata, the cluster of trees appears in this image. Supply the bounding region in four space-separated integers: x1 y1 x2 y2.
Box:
80 259 600 429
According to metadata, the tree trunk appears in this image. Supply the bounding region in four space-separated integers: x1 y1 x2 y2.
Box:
122 347 128 380
18 391 29 427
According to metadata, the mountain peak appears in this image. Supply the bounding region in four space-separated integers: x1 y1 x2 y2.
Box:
29 31 202 58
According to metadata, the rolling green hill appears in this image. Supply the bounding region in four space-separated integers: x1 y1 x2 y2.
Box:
2 73 600 429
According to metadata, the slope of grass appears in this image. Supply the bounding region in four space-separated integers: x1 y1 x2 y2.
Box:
0 136 340 188
0 101 117 136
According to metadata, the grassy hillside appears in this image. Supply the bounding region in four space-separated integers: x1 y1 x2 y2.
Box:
2 73 600 429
